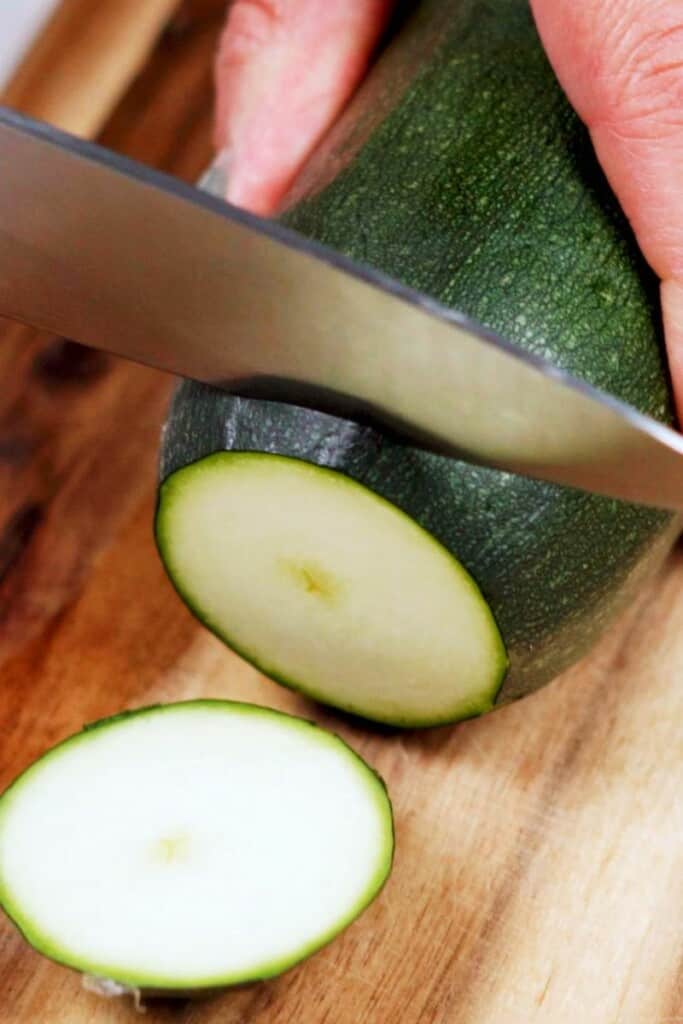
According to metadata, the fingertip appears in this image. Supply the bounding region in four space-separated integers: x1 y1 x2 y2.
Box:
226 165 281 216
662 279 683 421
214 0 392 215
200 147 231 202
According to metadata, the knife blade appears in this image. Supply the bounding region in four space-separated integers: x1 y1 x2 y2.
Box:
1 106 682 512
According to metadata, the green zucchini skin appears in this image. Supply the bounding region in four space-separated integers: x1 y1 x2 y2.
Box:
159 0 678 707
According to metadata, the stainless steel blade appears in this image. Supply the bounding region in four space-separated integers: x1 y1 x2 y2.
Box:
1 107 683 511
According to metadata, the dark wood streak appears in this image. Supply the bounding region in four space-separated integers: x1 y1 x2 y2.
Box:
0 437 35 468
32 340 110 389
0 504 43 582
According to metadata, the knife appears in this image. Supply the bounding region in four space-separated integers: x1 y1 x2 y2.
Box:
1 106 682 512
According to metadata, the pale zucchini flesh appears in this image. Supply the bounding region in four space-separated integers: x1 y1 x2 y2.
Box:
156 452 508 726
0 701 393 991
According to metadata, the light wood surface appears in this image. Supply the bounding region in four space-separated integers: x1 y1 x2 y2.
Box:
1 0 183 135
1 6 683 1023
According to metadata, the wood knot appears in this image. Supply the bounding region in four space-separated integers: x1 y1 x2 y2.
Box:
33 339 109 389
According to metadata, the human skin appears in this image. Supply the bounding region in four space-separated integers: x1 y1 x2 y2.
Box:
215 0 683 412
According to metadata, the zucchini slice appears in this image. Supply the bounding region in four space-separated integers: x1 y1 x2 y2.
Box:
156 452 507 727
0 701 393 992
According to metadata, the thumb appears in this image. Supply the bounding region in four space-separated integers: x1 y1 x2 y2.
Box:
531 0 683 414
215 0 392 215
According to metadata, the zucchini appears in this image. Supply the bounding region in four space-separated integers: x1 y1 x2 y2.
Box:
157 452 508 725
0 701 393 993
158 0 678 723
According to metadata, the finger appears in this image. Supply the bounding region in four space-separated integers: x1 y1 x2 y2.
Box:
215 0 393 215
530 0 683 413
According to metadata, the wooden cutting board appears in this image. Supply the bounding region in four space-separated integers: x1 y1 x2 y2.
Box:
1 7 682 1023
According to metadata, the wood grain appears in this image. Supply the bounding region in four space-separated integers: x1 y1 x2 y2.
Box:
1 6 683 1024
0 0 183 135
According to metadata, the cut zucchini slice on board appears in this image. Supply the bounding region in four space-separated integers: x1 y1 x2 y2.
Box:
0 701 393 993
156 452 507 727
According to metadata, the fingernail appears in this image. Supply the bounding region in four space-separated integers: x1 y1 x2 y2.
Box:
198 147 231 199
661 278 683 420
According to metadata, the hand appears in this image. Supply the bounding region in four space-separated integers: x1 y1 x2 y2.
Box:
531 1 683 412
214 1 392 216
216 1 683 410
